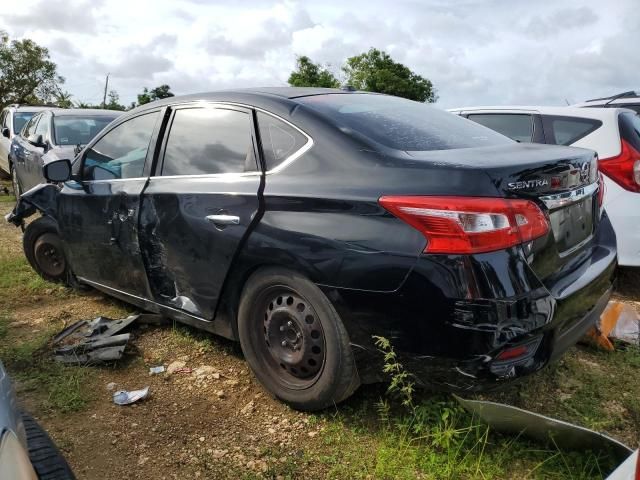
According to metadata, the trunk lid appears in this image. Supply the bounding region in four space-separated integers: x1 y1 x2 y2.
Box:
407 143 600 281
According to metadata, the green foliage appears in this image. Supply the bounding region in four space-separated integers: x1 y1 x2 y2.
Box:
343 48 436 102
0 31 65 107
373 335 416 410
54 90 73 108
105 90 126 111
288 56 340 88
136 84 175 106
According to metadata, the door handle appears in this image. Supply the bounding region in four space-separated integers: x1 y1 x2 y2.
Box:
205 214 240 225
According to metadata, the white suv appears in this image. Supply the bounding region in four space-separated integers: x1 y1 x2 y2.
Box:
574 90 640 114
448 106 640 267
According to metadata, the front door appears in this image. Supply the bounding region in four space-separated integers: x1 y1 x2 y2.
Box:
58 110 162 298
140 104 263 319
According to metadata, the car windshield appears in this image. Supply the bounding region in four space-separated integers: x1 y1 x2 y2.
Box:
297 93 513 151
13 112 35 134
53 115 118 146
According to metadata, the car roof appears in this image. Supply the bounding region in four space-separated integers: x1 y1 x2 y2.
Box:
50 108 124 117
130 87 369 114
7 105 57 113
447 105 633 121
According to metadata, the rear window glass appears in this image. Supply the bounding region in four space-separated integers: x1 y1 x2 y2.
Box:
13 112 35 134
54 115 117 146
162 108 255 176
619 112 640 151
543 116 602 146
297 94 511 151
467 114 533 143
257 112 308 170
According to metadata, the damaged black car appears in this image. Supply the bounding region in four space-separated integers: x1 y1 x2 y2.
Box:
6 88 616 411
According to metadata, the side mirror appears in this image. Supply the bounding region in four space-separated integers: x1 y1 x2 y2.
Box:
1 127 9 138
27 134 46 148
43 159 72 183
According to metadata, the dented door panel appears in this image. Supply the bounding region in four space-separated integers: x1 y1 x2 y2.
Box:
60 179 152 298
139 175 262 319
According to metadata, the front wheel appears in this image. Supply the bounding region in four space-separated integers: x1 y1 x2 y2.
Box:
238 267 359 411
23 216 70 285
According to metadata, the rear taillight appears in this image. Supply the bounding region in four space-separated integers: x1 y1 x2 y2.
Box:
379 196 549 254
599 140 640 192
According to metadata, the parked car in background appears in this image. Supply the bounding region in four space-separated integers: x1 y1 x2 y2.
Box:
0 105 55 179
7 88 616 411
0 360 75 479
9 109 123 195
574 90 640 114
449 106 640 267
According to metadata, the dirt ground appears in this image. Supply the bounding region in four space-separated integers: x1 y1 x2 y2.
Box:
1 187 639 479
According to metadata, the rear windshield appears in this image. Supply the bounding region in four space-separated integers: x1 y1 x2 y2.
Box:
297 94 512 151
13 112 35 134
53 115 118 146
619 112 640 151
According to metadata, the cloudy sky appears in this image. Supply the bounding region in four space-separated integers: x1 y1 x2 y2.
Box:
0 0 637 108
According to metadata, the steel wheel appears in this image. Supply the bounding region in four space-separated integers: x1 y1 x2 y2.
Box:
258 286 326 388
33 233 66 278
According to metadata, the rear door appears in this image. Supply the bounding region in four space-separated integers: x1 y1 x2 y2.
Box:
58 110 162 298
139 104 262 319
465 112 544 143
24 112 51 190
12 114 41 190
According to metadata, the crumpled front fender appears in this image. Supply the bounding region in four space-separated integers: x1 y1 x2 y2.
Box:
4 183 60 226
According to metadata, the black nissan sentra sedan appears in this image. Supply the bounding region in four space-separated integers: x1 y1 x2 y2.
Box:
6 88 616 411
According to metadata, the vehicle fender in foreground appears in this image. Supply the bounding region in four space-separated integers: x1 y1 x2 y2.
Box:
5 183 60 226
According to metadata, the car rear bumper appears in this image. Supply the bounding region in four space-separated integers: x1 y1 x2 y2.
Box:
328 217 617 390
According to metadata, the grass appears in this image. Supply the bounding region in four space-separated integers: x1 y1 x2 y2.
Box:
312 394 618 479
0 313 93 413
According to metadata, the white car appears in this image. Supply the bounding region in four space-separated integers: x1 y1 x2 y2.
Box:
448 106 640 267
574 90 640 114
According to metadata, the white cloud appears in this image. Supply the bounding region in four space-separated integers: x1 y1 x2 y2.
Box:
0 0 637 108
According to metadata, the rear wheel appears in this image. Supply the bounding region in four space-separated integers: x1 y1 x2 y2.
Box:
23 217 69 285
238 267 359 411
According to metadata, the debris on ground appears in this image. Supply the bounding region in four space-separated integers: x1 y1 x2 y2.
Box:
455 395 633 463
113 387 150 406
149 366 165 375
51 313 167 365
167 360 187 375
584 301 640 350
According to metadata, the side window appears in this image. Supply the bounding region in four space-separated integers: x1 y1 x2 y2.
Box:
22 115 40 138
256 112 309 171
161 107 255 176
34 114 49 139
543 116 602 146
467 114 534 143
83 112 159 181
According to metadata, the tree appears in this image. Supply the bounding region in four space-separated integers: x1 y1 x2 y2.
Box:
343 48 436 102
105 90 126 111
288 56 340 88
137 84 174 106
54 90 73 108
0 31 65 107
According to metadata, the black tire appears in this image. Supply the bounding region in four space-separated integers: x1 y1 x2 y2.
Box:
22 413 75 480
238 267 359 411
23 216 69 285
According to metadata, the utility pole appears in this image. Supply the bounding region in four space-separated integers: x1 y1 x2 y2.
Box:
102 73 110 109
